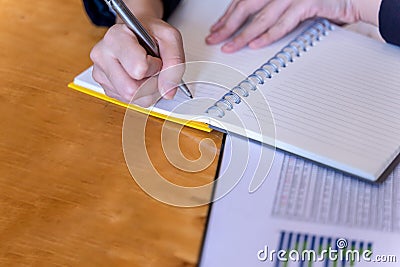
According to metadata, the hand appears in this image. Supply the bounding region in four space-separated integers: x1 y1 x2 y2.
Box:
90 16 185 107
206 0 362 53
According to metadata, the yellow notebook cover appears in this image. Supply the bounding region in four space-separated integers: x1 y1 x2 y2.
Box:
68 81 211 133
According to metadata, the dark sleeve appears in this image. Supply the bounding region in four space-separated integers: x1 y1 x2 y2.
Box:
83 0 115 26
378 0 400 46
82 0 181 27
161 0 181 20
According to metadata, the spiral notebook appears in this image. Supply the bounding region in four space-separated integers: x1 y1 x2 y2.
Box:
70 0 400 181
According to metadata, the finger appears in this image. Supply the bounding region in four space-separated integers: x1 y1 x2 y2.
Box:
127 74 160 102
102 57 144 102
221 0 291 53
206 0 266 45
105 90 126 102
92 51 142 103
92 65 120 97
132 91 161 108
249 3 305 49
92 65 111 90
93 68 126 102
118 52 162 81
90 28 141 102
90 24 163 104
105 24 163 80
154 24 185 99
210 0 241 32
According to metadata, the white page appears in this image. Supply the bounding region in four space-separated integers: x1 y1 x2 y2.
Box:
200 134 400 267
247 26 400 180
169 0 400 180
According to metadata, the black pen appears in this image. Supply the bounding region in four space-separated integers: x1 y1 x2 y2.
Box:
105 0 193 99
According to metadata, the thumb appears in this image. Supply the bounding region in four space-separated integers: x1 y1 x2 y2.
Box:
156 26 186 99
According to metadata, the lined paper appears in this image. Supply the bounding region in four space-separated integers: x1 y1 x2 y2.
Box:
243 26 400 179
168 0 400 180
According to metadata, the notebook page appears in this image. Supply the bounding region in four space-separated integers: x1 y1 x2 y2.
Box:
241 26 400 180
166 0 314 76
184 19 400 180
168 0 400 180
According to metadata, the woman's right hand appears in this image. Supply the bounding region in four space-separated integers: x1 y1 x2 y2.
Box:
89 15 185 107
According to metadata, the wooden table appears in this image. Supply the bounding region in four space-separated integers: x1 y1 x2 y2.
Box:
0 0 223 266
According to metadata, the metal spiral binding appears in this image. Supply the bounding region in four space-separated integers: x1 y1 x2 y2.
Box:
206 19 333 118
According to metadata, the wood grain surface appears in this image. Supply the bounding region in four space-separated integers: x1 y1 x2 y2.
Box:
0 0 223 266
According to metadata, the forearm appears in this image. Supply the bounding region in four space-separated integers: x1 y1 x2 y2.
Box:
352 0 400 45
352 0 382 26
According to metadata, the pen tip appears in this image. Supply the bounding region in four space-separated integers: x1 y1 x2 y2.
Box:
178 82 193 99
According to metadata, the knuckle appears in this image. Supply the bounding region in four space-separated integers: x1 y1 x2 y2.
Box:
103 24 124 46
135 96 155 108
121 89 134 102
160 26 182 43
220 23 233 33
140 99 152 108
91 67 103 83
130 61 149 80
221 17 242 34
233 35 246 46
307 5 318 18
107 24 122 36
234 28 255 43
103 89 114 98
121 83 138 101
293 2 308 17
165 55 185 67
274 20 287 31
254 11 268 23
103 29 115 45
90 45 102 63
236 1 249 15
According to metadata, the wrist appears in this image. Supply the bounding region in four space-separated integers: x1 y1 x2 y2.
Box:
352 0 382 26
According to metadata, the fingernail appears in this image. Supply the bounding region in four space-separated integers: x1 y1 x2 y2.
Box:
163 93 172 100
163 89 177 100
206 33 217 42
210 25 220 33
249 39 264 49
160 81 178 98
248 41 258 49
225 41 234 47
211 21 223 31
161 87 176 100
222 41 235 52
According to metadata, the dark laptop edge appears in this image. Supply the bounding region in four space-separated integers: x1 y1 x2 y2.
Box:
196 133 227 267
